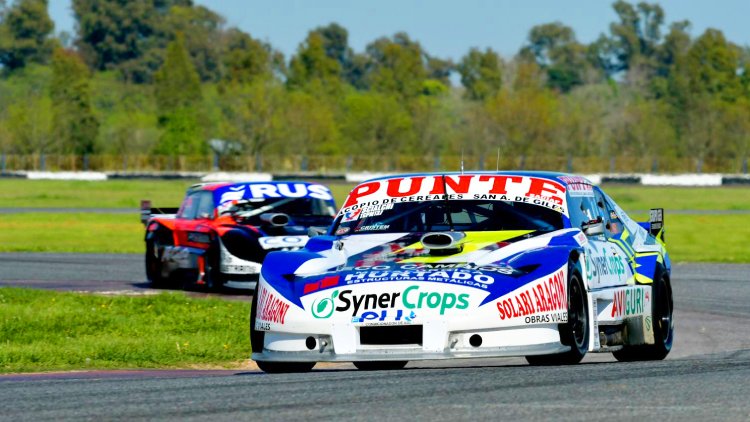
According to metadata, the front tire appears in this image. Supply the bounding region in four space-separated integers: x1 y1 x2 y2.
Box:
613 267 674 362
526 270 589 365
250 290 315 374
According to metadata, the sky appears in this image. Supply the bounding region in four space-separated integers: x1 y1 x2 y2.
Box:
48 0 750 61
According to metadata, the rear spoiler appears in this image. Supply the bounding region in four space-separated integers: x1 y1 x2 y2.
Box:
648 208 665 243
140 200 179 225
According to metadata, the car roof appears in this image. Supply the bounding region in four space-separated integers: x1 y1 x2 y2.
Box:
358 171 594 187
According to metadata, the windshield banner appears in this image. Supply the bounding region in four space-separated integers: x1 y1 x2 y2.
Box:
214 183 334 206
340 175 567 215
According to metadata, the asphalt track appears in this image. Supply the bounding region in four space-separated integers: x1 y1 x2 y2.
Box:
1 254 749 421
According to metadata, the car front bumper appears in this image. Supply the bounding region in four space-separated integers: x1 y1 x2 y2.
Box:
252 325 568 362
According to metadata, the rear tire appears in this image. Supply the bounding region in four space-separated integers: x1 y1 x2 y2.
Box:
251 290 315 374
353 361 408 371
525 270 589 366
145 240 168 288
613 267 674 362
202 240 225 292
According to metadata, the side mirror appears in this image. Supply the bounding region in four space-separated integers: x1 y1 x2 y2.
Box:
582 219 605 236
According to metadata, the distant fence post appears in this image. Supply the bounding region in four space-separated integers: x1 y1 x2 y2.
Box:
519 155 526 170
696 158 703 174
609 157 615 173
301 155 308 171
346 155 353 172
651 158 658 173
255 154 262 171
433 156 440 171
212 151 220 171
566 155 573 173
83 154 89 171
40 153 46 171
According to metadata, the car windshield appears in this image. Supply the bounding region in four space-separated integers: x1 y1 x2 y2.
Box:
333 199 564 235
225 197 336 218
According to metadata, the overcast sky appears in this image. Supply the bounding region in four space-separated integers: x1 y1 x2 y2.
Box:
48 0 750 60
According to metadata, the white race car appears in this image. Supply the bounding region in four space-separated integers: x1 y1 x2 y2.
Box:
251 172 674 373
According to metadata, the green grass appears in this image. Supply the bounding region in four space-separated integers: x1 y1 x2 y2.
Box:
0 180 197 209
603 185 750 211
0 213 143 253
0 288 250 373
628 214 750 263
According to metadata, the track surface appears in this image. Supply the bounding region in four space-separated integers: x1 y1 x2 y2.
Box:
1 254 749 420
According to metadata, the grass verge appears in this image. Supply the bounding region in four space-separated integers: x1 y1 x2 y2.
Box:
629 213 750 263
0 288 250 373
0 213 143 253
0 180 195 209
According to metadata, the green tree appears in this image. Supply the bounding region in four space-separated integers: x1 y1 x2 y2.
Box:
50 48 100 154
457 48 503 101
280 91 340 156
485 62 558 160
164 4 224 82
6 95 53 154
72 0 190 81
221 28 272 84
153 33 204 155
365 33 428 99
685 29 742 102
591 1 665 77
340 92 414 156
519 22 594 92
0 0 55 71
287 31 342 91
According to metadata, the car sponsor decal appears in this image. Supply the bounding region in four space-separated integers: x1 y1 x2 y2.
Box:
495 267 568 325
308 285 471 318
351 310 417 325
340 175 567 215
610 286 649 318
558 176 594 197
256 286 291 326
214 182 334 205
258 235 309 250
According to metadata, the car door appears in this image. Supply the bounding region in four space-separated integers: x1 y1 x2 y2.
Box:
568 191 631 290
587 187 633 288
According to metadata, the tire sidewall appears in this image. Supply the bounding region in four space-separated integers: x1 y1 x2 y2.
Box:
652 265 674 354
567 270 590 358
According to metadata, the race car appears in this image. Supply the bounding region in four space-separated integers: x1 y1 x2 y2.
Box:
144 181 337 291
250 172 674 373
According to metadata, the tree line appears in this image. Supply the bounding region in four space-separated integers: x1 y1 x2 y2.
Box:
0 0 749 172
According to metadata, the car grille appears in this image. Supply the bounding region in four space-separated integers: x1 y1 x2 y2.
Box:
359 325 423 346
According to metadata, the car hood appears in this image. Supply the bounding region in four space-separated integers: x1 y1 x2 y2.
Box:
262 228 585 308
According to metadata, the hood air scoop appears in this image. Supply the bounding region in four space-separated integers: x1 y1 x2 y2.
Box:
420 232 466 255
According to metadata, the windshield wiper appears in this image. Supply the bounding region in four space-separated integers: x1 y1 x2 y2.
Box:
440 174 455 231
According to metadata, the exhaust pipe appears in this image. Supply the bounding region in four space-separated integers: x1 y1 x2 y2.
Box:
260 213 290 227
